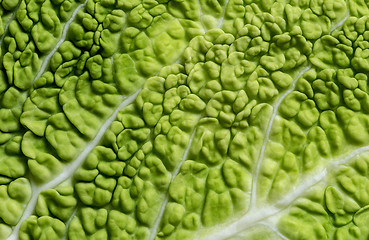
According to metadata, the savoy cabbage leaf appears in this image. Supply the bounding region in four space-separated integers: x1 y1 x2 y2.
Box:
0 0 369 239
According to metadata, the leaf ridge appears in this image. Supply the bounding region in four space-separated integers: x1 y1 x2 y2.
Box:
201 144 369 240
249 66 312 211
0 1 21 48
201 11 354 240
30 0 89 89
149 126 200 240
7 89 141 240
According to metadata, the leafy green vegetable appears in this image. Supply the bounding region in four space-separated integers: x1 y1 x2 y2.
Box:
1 0 369 239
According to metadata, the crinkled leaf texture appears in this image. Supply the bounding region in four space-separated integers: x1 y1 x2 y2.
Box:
0 0 369 239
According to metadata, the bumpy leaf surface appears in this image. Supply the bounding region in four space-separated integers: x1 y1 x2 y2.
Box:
0 0 369 239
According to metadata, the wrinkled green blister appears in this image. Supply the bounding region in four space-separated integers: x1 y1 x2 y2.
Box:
3 0 369 239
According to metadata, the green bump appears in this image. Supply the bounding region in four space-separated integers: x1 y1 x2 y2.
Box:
20 88 61 137
32 22 59 53
157 203 185 237
0 145 26 179
279 91 307 118
35 187 77 222
202 190 232 227
296 100 320 127
0 178 31 226
0 223 12 240
107 210 136 239
19 216 66 240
